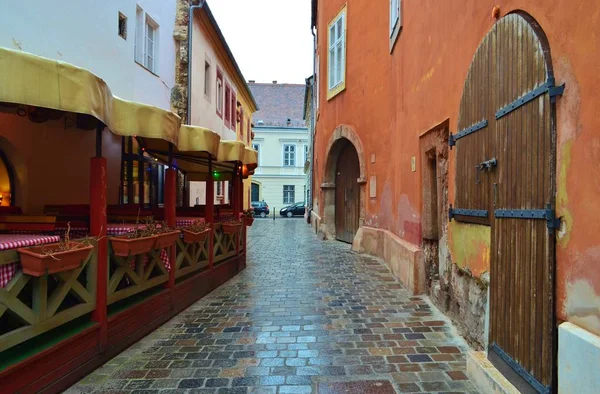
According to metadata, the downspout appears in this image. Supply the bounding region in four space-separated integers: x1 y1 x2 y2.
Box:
309 27 317 218
187 0 206 125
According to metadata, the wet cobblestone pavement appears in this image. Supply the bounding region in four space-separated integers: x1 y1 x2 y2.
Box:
69 219 478 393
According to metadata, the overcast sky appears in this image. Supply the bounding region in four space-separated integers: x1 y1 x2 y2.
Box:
207 0 313 84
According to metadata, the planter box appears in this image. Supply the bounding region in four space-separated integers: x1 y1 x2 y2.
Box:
182 228 211 244
18 242 93 276
110 235 158 257
154 230 181 249
243 217 254 227
221 223 241 235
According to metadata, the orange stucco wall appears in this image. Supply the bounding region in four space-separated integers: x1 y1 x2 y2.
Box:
0 113 122 213
314 1 600 335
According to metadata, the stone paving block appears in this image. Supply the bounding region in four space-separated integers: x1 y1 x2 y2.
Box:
67 220 475 394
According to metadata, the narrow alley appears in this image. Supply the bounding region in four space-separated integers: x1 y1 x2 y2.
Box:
69 219 477 394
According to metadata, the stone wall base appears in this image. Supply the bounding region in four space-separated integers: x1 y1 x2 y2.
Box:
467 351 520 394
352 226 425 295
430 264 488 349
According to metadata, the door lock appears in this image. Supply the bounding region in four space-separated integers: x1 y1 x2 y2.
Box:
475 158 497 184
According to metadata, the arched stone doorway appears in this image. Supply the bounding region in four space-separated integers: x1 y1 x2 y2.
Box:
321 125 366 242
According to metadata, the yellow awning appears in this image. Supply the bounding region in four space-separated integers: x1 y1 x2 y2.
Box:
217 140 246 162
110 97 180 145
243 147 258 165
0 47 112 123
178 125 220 157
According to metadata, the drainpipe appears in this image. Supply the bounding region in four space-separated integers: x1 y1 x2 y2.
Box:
309 26 317 219
187 0 206 125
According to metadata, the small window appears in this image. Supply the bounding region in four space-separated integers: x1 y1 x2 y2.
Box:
216 181 224 196
247 119 252 144
224 83 232 128
304 145 309 163
283 144 296 167
204 60 211 100
283 185 295 204
327 5 346 99
216 68 224 118
118 12 127 40
252 143 260 166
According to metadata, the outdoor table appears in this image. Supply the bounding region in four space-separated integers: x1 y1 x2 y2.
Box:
0 234 61 287
176 217 204 228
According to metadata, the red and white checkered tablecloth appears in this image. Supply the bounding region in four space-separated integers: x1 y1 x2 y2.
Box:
0 234 61 287
176 217 205 228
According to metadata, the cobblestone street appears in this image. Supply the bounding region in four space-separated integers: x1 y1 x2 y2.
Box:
69 219 478 394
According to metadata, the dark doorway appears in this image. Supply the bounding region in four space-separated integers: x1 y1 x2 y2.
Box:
335 142 360 243
251 183 259 202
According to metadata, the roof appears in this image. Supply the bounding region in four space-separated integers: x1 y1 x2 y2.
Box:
249 83 307 128
194 1 258 111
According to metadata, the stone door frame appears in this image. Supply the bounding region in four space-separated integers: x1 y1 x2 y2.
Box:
320 125 366 240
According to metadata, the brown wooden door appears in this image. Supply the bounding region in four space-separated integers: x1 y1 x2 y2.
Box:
455 14 557 393
335 143 360 243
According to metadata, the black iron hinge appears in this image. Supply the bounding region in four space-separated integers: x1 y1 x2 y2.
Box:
494 204 561 229
449 205 489 221
448 120 488 149
496 78 565 119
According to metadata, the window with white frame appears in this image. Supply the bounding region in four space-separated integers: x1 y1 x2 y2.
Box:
304 145 309 163
135 7 159 74
389 0 402 50
283 185 295 204
390 0 400 36
328 7 346 92
252 143 260 165
283 144 296 167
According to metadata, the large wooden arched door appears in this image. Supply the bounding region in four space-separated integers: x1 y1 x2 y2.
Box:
335 142 360 243
452 13 561 393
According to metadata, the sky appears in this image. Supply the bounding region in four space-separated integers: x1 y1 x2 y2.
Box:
207 0 313 85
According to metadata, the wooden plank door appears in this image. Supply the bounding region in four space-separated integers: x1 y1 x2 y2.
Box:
335 143 360 243
454 13 558 393
488 14 556 394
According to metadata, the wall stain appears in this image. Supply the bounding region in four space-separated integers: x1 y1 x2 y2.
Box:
557 140 573 247
448 221 490 278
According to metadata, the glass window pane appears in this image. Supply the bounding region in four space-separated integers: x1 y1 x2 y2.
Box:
336 44 343 84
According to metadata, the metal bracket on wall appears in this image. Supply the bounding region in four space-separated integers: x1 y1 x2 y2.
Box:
448 205 489 221
496 78 565 119
448 120 488 149
494 204 561 229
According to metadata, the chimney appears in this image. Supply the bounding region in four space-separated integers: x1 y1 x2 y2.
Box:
248 80 255 83
272 80 277 84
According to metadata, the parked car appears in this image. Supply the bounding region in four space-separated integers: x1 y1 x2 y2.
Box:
251 201 270 217
280 202 305 218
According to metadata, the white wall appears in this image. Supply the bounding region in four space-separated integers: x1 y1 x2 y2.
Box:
251 127 309 206
190 16 237 141
0 0 176 111
132 0 177 110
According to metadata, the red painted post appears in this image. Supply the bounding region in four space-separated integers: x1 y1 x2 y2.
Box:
232 169 240 219
165 167 176 289
90 156 108 349
206 159 215 270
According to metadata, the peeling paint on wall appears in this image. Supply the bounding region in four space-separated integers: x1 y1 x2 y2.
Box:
566 278 600 337
448 221 490 278
557 140 573 246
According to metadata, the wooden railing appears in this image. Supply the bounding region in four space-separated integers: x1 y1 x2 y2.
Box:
0 240 97 352
107 244 169 305
0 223 248 355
